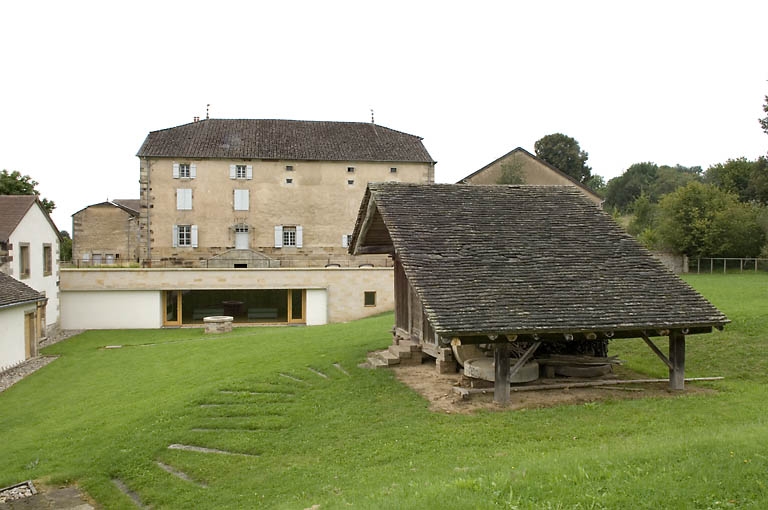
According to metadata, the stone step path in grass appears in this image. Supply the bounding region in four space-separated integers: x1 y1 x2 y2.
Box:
156 462 207 488
156 361 352 497
112 479 149 509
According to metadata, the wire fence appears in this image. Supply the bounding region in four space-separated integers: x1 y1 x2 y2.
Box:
689 258 768 274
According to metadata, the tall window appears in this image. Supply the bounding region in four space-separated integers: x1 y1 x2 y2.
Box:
176 189 192 210
179 163 191 178
43 244 52 276
236 165 247 178
234 189 249 211
174 225 197 247
283 226 297 247
178 225 191 246
19 243 30 279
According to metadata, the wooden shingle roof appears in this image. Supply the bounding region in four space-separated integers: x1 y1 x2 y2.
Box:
350 183 727 338
0 272 45 308
137 119 435 163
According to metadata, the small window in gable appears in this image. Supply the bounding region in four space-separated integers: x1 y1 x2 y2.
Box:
286 178 293 184
347 179 354 185
390 167 397 173
286 165 294 171
364 291 376 307
347 166 355 173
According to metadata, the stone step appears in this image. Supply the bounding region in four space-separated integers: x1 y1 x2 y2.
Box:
376 350 401 366
388 343 412 359
366 356 388 368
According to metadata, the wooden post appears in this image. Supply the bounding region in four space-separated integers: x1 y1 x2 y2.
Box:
494 341 510 405
668 330 685 391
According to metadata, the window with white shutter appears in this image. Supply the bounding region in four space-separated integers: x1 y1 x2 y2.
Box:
176 189 192 210
234 189 249 211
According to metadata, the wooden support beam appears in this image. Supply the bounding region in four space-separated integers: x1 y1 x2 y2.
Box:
509 341 542 379
640 332 673 369
493 342 510 405
669 330 686 390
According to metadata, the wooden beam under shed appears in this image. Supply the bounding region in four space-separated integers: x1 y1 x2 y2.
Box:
669 330 686 390
494 342 510 405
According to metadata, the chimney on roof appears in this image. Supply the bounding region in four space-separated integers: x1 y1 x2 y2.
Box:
193 116 200 122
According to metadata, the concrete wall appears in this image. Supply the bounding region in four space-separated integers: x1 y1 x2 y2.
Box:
138 157 433 263
461 150 603 206
61 290 162 329
72 204 140 263
8 203 60 330
60 267 394 328
0 303 35 371
651 251 689 274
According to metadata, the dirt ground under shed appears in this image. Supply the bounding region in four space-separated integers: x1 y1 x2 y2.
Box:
393 358 715 414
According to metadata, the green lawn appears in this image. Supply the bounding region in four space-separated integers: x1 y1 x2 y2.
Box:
1 274 767 509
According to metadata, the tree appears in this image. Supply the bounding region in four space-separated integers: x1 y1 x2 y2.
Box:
584 174 606 196
496 158 526 184
604 162 658 211
0 169 55 213
534 133 592 184
656 181 764 257
760 95 768 136
705 157 768 204
59 230 72 262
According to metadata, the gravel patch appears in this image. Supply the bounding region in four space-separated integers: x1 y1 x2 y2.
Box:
0 329 83 394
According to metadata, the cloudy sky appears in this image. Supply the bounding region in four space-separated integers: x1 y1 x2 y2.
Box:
1 1 766 230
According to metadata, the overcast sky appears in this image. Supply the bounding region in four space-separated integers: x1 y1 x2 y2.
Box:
1 1 766 230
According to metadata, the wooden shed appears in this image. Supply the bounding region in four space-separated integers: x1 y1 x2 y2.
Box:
349 183 728 403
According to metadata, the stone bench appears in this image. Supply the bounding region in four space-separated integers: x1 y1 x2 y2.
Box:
203 316 233 334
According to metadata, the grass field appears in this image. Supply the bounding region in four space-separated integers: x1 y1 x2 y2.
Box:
1 274 767 508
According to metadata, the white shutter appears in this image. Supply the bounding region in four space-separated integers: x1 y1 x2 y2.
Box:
296 225 303 248
246 165 253 179
342 234 349 248
172 225 179 248
274 226 283 248
173 163 180 179
234 189 249 211
191 225 198 247
190 164 197 178
177 189 192 210
230 164 236 179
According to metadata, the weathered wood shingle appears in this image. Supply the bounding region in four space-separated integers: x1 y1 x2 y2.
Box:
137 119 435 163
351 183 727 337
0 272 44 308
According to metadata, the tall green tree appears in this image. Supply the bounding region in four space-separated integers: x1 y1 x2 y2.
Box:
604 162 658 211
0 169 56 213
705 157 768 204
656 181 764 257
534 133 592 184
760 95 768 136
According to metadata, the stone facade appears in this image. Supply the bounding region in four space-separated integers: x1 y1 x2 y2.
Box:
458 147 603 206
72 201 141 265
134 119 435 268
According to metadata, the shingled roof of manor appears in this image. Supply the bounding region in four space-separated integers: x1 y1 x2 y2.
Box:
350 183 728 337
0 272 45 308
136 119 436 163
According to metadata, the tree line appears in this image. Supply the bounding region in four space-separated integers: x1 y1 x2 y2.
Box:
531 95 768 259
